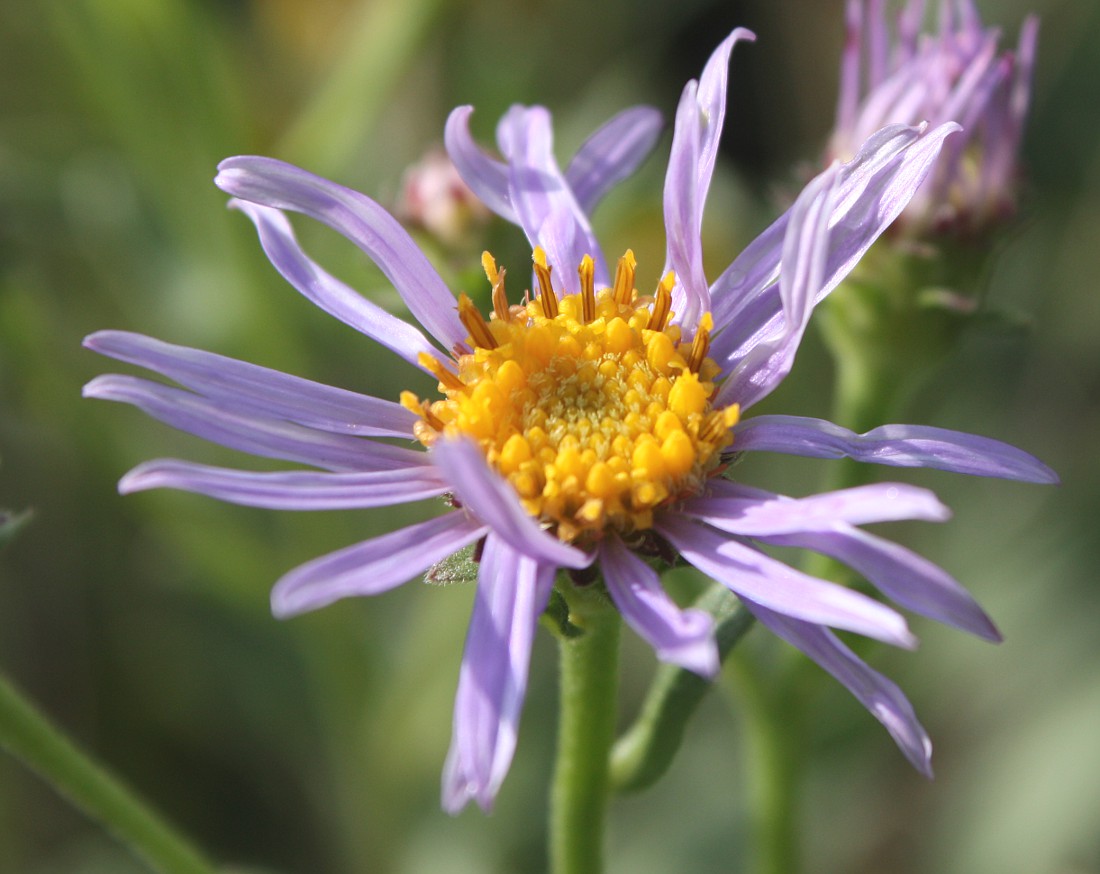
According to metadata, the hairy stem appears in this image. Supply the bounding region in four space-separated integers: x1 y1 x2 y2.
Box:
0 673 217 874
610 585 754 792
549 592 621 874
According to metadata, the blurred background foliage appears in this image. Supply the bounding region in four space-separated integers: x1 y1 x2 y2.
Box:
1 0 1098 871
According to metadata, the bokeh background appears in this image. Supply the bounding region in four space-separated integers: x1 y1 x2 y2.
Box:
2 0 1098 871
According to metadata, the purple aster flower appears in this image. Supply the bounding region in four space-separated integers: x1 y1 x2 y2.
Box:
831 0 1039 235
85 28 1055 813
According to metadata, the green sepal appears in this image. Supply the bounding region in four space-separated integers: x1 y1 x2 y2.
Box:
541 588 586 639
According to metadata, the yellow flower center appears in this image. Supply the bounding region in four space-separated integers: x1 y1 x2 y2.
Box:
402 248 740 543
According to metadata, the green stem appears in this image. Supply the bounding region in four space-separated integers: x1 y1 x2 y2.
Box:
727 657 801 874
609 585 754 792
832 347 908 437
810 345 904 583
549 593 621 874
0 673 218 874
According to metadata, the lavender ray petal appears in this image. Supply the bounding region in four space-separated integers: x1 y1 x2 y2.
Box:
939 32 1001 131
270 511 488 618
228 201 444 366
84 374 425 473
717 163 838 409
215 156 466 350
85 330 417 438
715 122 961 390
664 29 755 328
431 437 591 569
705 220 783 353
663 79 707 328
711 123 930 339
657 514 915 647
984 16 1038 192
825 120 959 252
694 29 756 210
444 106 517 223
924 33 1002 203
732 415 1059 483
976 58 1017 205
499 106 607 287
897 0 926 59
849 58 932 146
442 537 555 813
867 0 889 88
494 103 529 160
955 0 982 34
442 532 508 811
565 106 664 216
679 481 950 535
537 206 590 296
119 459 448 511
710 122 959 389
1010 17 1040 142
835 0 864 134
599 535 718 677
759 525 1001 641
745 599 933 776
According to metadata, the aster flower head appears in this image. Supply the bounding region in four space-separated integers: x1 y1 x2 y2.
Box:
831 0 1039 236
85 29 1055 814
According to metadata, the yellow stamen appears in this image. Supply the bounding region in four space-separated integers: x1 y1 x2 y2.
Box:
458 292 498 349
417 352 465 391
578 255 596 324
399 390 421 416
686 313 713 373
612 249 637 306
482 251 511 322
648 271 675 331
400 390 446 430
492 268 511 322
700 404 740 444
481 251 499 286
404 251 734 543
533 247 558 318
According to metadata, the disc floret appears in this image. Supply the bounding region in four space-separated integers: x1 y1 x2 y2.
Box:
403 249 740 543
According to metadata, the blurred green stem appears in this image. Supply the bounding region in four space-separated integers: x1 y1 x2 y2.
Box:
610 585 754 792
0 673 218 874
820 346 908 494
550 589 621 874
747 264 968 874
728 656 802 874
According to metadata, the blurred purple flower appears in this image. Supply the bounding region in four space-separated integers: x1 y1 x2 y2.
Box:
85 28 1055 813
831 0 1038 235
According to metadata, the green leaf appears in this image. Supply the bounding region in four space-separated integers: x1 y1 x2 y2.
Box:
424 544 479 586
